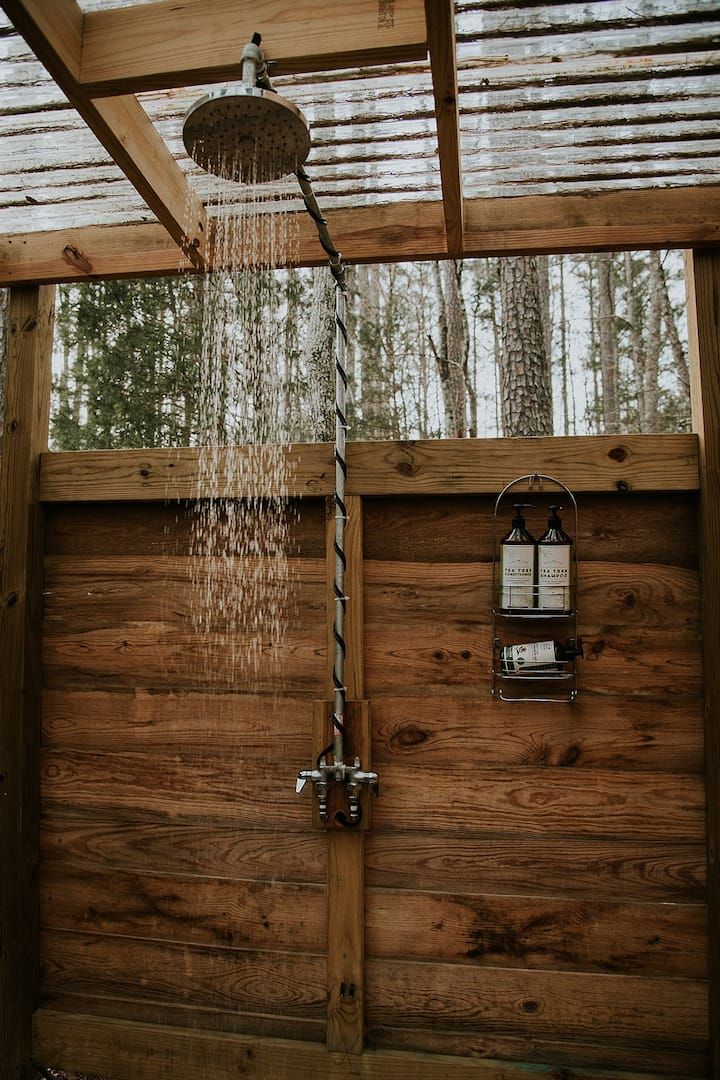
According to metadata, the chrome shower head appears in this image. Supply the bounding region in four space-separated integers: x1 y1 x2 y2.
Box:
182 38 311 184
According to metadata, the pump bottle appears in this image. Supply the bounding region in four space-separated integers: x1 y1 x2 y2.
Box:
500 503 535 609
536 504 572 611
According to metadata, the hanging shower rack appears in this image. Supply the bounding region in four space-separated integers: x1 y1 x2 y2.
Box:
491 473 579 704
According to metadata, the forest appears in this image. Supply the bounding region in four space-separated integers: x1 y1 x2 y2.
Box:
0 249 690 449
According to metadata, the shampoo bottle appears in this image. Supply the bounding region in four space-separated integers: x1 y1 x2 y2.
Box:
501 638 582 674
537 504 572 611
500 503 535 610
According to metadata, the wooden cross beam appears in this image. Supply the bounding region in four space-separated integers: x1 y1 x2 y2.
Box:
425 0 464 258
2 0 208 269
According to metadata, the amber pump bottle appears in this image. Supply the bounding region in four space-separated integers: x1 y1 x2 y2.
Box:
500 503 535 609
536 504 572 611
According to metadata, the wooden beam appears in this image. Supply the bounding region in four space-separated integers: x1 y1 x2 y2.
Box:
425 0 464 257
38 435 699 503
1 0 206 268
685 247 720 1080
4 186 720 286
78 0 428 95
0 286 55 1080
324 495 366 1053
32 1010 699 1080
464 186 720 257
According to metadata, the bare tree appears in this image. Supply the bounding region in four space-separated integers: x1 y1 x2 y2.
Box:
429 260 471 437
594 252 620 433
497 256 553 436
302 267 335 442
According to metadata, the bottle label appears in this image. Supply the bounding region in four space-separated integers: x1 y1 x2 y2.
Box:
501 545 534 608
502 640 557 672
537 545 571 610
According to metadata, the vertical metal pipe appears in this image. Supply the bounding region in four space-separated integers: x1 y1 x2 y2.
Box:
332 282 349 774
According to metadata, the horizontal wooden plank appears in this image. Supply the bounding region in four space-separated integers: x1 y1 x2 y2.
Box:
41 813 327 884
366 887 707 977
42 690 316 758
463 186 720 258
33 1009 703 1080
364 621 702 698
365 833 707 902
42 623 326 693
42 748 705 839
39 445 335 501
41 930 326 1017
365 559 700 632
371 763 705 841
38 991 326 1044
41 749 312 827
79 0 427 93
40 866 326 954
366 959 708 1047
44 500 326 558
371 691 703 772
5 188 720 287
363 492 699 568
366 1025 709 1077
42 555 326 631
38 436 699 502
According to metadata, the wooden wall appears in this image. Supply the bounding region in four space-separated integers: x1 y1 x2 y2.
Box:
361 492 707 1074
39 499 331 1043
34 441 708 1078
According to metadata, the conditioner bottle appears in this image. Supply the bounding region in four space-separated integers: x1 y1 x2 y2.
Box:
500 503 535 610
537 504 572 611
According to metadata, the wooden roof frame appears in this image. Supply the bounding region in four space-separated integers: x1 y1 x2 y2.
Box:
1 0 719 285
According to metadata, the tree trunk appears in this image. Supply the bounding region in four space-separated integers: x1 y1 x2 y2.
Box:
643 252 663 431
595 252 620 433
497 256 553 437
430 260 470 438
302 266 336 442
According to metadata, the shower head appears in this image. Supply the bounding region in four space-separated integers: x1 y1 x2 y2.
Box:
183 84 311 185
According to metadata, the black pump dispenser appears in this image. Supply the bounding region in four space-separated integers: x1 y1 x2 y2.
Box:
537 504 572 611
500 503 536 609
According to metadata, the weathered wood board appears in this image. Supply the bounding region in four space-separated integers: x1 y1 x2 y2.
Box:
36 459 708 1078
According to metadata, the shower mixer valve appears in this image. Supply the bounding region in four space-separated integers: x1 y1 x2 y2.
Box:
296 757 379 824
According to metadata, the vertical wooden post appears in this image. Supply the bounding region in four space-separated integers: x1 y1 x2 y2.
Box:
685 249 720 1079
0 286 55 1080
325 494 366 1054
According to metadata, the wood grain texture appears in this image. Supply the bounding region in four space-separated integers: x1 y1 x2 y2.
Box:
1 0 206 265
4 187 720 288
38 435 699 501
366 1025 708 1077
79 0 428 93
365 833 706 903
370 693 704 772
365 886 706 977
41 749 312 826
41 813 327 884
40 865 326 954
40 930 326 1018
33 1009 700 1080
362 492 699 567
42 554 325 630
686 246 720 1079
365 958 708 1047
425 0 464 256
42 623 325 692
0 284 55 1080
371 763 705 840
42 689 316 758
44 499 326 557
325 496 366 1053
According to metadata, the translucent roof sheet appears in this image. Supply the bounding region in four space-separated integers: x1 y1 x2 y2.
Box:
1 1 718 235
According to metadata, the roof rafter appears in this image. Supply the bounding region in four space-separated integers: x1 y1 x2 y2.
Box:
425 0 464 258
78 0 429 96
2 187 720 287
2 0 207 269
